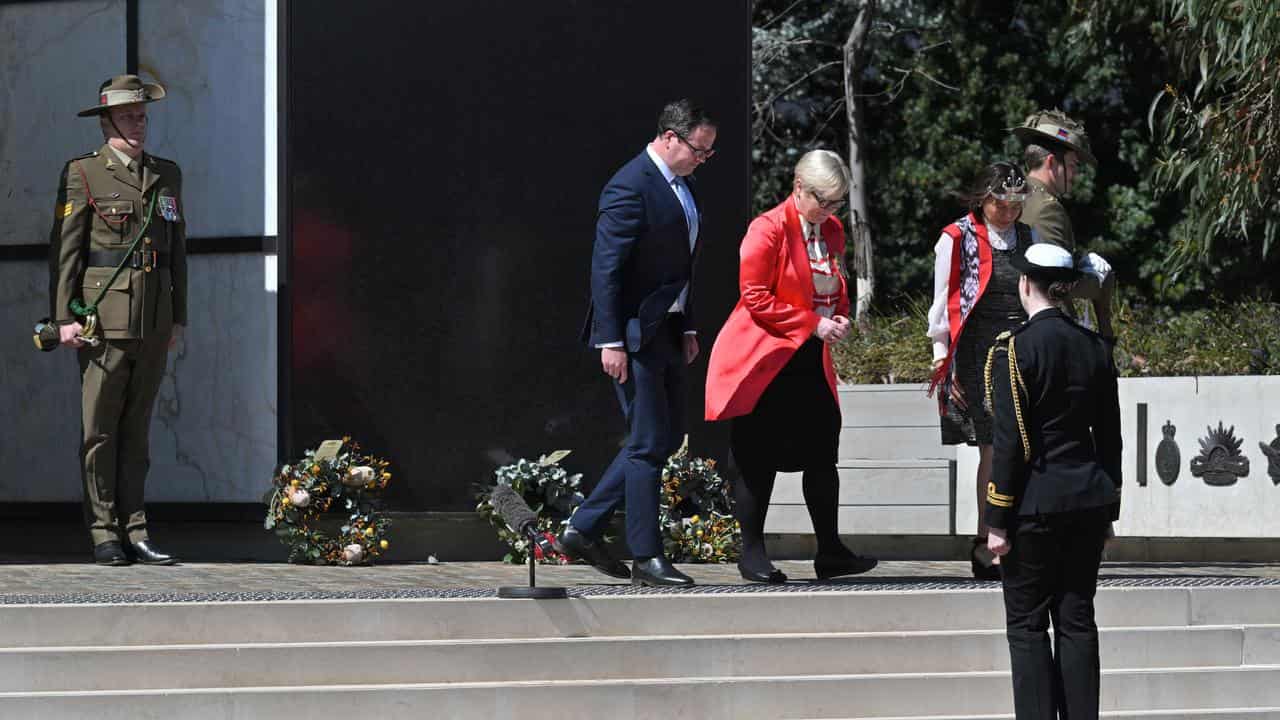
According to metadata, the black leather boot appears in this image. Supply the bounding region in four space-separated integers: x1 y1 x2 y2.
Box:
130 540 178 565
631 556 694 587
93 541 130 566
554 526 630 579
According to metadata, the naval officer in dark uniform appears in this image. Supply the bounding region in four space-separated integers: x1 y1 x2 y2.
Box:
984 242 1122 720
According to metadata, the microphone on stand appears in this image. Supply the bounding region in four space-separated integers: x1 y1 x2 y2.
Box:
490 484 568 600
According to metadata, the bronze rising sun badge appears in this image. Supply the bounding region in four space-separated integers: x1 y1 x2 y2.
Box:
1190 421 1250 486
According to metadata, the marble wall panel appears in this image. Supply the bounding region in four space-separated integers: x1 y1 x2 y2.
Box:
139 0 267 238
956 376 1280 538
0 1 126 246
0 260 82 496
0 255 275 502
1118 376 1280 538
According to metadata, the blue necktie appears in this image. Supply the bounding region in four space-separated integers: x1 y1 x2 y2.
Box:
672 178 698 251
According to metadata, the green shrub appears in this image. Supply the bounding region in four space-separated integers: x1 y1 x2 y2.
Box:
831 298 1280 384
831 299 933 385
1113 299 1280 377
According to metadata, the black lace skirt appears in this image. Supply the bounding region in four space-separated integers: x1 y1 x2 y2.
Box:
940 311 1024 446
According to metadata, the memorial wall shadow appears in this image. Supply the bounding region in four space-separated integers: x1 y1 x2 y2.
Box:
284 1 751 510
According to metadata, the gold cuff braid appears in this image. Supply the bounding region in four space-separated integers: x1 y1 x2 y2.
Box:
987 481 1015 507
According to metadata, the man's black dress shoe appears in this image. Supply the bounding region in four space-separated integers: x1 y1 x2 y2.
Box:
93 541 130 566
554 527 630 579
129 540 178 566
814 551 878 579
632 556 694 587
738 563 788 584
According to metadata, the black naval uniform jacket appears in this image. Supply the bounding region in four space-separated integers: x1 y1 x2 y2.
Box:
985 307 1122 530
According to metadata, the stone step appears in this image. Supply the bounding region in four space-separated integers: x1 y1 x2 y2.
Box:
839 427 949 460
769 461 953 534
763 504 951 535
0 625 1260 692
839 385 938 427
774 461 950 505
1 586 1266 647
5 666 1280 719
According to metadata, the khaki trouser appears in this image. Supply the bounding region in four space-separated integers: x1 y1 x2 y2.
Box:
78 334 170 546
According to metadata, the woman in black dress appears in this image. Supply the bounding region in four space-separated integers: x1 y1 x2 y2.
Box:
926 162 1034 579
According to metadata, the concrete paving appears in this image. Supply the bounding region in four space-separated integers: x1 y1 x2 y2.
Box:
0 559 1276 600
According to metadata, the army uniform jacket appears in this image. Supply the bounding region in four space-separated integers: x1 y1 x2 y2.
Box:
49 144 187 340
985 307 1121 530
1020 177 1075 252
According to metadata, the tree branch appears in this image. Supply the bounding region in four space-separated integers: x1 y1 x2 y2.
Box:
759 0 809 30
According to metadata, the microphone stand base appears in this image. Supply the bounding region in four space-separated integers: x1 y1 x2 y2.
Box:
497 586 569 600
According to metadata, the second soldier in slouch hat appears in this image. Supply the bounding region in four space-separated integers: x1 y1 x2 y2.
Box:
983 242 1122 719
48 74 187 566
1014 109 1117 338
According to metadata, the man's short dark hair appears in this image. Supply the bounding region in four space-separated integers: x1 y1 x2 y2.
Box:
657 99 716 137
1025 142 1061 171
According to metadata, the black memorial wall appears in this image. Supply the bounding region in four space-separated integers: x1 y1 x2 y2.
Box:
282 1 752 510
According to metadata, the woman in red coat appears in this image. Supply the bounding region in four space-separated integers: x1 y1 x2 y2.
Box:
705 150 878 583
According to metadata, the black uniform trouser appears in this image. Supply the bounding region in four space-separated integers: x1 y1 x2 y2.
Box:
1000 507 1110 720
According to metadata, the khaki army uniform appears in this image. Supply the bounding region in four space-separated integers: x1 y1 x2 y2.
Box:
1021 176 1075 252
1020 176 1113 319
1014 110 1115 336
48 144 187 546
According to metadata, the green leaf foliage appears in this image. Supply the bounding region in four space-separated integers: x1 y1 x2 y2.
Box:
1080 0 1280 263
752 0 1278 308
833 297 1280 383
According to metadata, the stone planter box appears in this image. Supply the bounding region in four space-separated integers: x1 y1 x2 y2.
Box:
760 379 1280 541
951 376 1280 539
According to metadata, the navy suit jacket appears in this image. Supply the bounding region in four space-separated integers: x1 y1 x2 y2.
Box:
582 150 701 352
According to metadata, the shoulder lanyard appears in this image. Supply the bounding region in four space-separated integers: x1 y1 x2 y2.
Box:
67 159 159 318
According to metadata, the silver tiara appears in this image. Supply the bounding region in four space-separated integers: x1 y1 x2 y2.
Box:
989 170 1027 201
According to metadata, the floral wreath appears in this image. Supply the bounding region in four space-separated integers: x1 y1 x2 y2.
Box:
476 450 584 565
477 441 739 565
659 440 740 563
264 438 393 565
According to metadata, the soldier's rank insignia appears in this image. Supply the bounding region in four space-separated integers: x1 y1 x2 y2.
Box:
62 201 74 218
158 195 181 222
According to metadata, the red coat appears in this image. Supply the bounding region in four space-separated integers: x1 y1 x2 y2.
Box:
704 198 850 421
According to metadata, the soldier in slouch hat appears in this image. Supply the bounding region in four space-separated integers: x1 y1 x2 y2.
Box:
1014 109 1117 339
48 74 187 566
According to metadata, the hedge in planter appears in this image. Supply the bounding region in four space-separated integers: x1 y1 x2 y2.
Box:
832 297 1280 384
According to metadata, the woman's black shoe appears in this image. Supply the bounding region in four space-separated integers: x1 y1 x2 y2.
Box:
814 552 878 579
738 563 788 584
971 537 1002 581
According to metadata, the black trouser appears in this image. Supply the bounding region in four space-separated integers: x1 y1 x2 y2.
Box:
572 318 686 558
999 507 1110 720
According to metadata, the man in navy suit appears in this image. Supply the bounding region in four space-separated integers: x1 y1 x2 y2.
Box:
556 99 716 587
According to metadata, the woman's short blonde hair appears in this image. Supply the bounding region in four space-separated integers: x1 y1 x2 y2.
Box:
794 149 851 198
